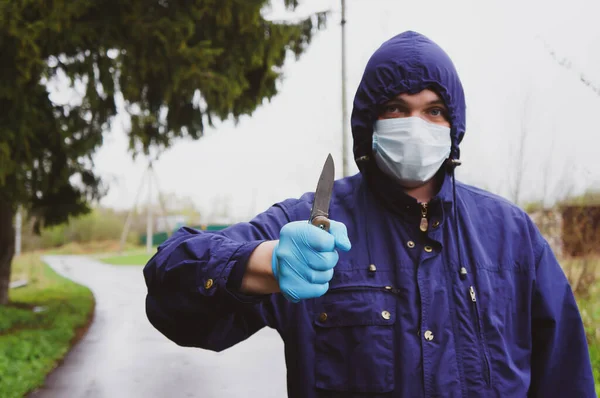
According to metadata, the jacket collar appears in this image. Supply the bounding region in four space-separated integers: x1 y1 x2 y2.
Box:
361 160 454 221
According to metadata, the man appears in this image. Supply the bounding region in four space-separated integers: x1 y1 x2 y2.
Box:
143 31 596 397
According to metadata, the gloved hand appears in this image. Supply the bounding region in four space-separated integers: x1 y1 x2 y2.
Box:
272 220 351 303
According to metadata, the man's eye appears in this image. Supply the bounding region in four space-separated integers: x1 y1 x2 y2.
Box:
428 108 445 117
383 105 401 113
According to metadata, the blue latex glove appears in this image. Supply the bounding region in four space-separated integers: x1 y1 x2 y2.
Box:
272 220 352 303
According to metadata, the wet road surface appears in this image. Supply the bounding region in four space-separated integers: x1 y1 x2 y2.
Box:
27 256 287 398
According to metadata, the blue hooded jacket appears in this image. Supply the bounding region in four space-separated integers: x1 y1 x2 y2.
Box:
143 31 596 397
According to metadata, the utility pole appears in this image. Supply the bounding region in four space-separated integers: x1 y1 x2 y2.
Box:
146 163 154 254
341 0 349 178
119 161 170 254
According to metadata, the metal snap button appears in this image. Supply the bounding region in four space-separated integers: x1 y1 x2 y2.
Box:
407 241 415 248
424 330 434 341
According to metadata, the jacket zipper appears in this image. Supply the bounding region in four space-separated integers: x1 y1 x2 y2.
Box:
419 203 428 232
469 286 491 386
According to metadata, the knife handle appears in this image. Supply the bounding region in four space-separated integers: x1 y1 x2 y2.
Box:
311 216 330 232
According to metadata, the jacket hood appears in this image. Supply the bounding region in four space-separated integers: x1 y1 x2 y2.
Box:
351 31 466 168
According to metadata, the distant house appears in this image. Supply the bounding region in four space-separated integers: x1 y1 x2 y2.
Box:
529 205 600 258
560 205 600 257
529 209 564 258
140 215 231 246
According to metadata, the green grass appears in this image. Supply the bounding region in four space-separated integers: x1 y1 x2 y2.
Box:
564 256 600 395
589 341 600 396
578 292 600 395
44 240 140 256
40 240 155 266
0 254 94 398
99 250 153 266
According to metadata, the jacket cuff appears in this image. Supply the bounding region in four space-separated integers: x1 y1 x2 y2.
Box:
226 241 263 290
219 240 272 304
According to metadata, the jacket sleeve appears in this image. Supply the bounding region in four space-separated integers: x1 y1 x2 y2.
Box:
143 201 292 352
528 239 597 397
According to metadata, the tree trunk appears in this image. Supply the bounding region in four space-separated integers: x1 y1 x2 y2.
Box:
0 200 15 305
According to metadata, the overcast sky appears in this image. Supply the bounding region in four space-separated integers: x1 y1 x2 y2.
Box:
76 0 600 223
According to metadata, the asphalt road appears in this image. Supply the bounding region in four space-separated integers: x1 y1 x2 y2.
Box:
27 256 287 398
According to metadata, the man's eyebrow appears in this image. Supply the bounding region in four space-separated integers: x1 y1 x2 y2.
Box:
382 98 409 106
426 99 447 107
382 98 447 107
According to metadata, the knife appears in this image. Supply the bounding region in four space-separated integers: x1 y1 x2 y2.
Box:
309 154 335 232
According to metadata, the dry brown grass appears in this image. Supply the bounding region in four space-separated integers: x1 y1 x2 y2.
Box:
561 256 600 300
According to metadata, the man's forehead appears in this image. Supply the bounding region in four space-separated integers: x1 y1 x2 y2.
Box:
391 89 444 104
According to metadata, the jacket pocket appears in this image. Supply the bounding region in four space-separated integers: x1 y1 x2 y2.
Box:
314 286 397 393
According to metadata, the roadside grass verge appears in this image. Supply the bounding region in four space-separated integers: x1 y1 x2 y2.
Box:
43 240 155 266
0 254 94 398
99 249 154 266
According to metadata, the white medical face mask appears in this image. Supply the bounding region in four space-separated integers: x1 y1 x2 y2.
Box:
372 117 451 188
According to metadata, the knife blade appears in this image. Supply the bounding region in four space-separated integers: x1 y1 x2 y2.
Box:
309 154 335 232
